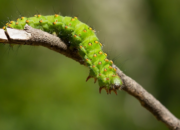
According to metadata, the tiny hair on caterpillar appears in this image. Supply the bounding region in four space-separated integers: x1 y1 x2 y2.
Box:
2 14 123 95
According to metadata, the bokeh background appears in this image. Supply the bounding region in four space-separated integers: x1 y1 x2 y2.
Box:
0 0 180 130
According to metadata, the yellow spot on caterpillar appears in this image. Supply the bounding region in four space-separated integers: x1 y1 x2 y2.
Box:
86 58 89 61
80 45 83 49
16 22 18 25
38 15 41 17
99 74 102 76
104 68 107 72
98 51 102 54
104 53 107 56
109 66 112 69
95 41 98 44
39 20 43 23
105 59 109 62
71 18 75 21
55 20 58 22
92 65 95 68
89 27 92 30
65 26 68 29
74 35 77 37
88 43 92 46
74 16 78 19
114 68 116 71
83 29 87 32
53 22 56 25
6 23 9 26
100 43 102 46
79 34 81 36
10 21 13 24
2 26 5 30
26 20 29 23
93 54 97 57
98 62 102 65
112 75 116 77
21 17 24 20
34 15 37 17
106 78 109 80
54 14 59 17
69 24 71 26
110 60 113 64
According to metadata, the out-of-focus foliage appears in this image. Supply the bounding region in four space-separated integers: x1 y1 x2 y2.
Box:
0 0 179 130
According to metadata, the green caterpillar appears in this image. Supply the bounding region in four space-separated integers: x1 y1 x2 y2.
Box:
3 14 123 94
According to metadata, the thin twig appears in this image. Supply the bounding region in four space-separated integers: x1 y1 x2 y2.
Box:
0 25 180 130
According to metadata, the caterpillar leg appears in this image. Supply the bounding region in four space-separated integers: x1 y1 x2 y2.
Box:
99 87 109 94
86 76 91 82
86 76 97 83
109 89 117 95
94 78 97 83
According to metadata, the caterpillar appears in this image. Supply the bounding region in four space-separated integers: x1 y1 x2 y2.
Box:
2 14 123 94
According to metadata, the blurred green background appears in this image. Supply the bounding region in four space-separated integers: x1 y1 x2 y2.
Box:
0 0 180 130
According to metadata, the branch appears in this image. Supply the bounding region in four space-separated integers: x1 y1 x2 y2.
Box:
0 25 180 130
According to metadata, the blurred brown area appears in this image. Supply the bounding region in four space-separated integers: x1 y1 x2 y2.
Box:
0 0 180 129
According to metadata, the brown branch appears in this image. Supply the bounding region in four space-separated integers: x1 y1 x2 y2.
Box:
0 25 180 130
